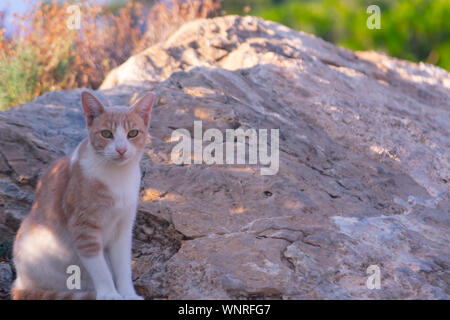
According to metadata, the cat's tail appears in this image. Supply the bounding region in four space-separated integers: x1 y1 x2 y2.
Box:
11 287 95 300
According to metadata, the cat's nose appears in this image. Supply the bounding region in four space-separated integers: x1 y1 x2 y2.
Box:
116 147 127 156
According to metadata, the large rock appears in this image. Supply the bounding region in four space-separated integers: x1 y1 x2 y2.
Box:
0 16 449 299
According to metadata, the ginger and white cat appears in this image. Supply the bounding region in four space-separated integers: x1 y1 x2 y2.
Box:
11 91 155 300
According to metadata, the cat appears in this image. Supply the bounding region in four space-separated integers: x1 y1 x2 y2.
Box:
11 91 155 300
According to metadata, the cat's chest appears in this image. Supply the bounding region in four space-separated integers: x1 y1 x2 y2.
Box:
99 167 141 210
110 182 139 210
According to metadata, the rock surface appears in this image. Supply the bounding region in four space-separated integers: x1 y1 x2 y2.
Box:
0 15 449 299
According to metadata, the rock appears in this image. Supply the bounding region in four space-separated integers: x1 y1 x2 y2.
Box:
0 263 13 300
0 15 449 299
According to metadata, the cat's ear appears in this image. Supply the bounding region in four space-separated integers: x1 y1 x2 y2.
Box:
131 92 155 127
81 91 105 126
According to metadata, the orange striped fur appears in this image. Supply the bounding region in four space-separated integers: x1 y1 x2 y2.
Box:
11 288 95 300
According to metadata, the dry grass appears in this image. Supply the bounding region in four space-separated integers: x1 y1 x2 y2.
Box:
0 0 222 110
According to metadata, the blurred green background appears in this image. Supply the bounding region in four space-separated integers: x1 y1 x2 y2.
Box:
223 0 450 71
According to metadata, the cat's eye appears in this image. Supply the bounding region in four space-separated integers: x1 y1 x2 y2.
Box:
101 130 113 139
127 129 139 138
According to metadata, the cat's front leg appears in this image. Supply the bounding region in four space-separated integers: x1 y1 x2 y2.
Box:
108 215 143 300
69 216 122 300
80 254 123 300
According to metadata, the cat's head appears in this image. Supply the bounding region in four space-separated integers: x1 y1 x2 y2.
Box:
81 91 155 165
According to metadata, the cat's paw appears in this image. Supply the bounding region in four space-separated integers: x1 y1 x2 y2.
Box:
121 293 144 300
96 291 124 300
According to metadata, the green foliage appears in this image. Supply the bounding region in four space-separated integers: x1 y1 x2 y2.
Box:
0 47 41 111
224 0 450 71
